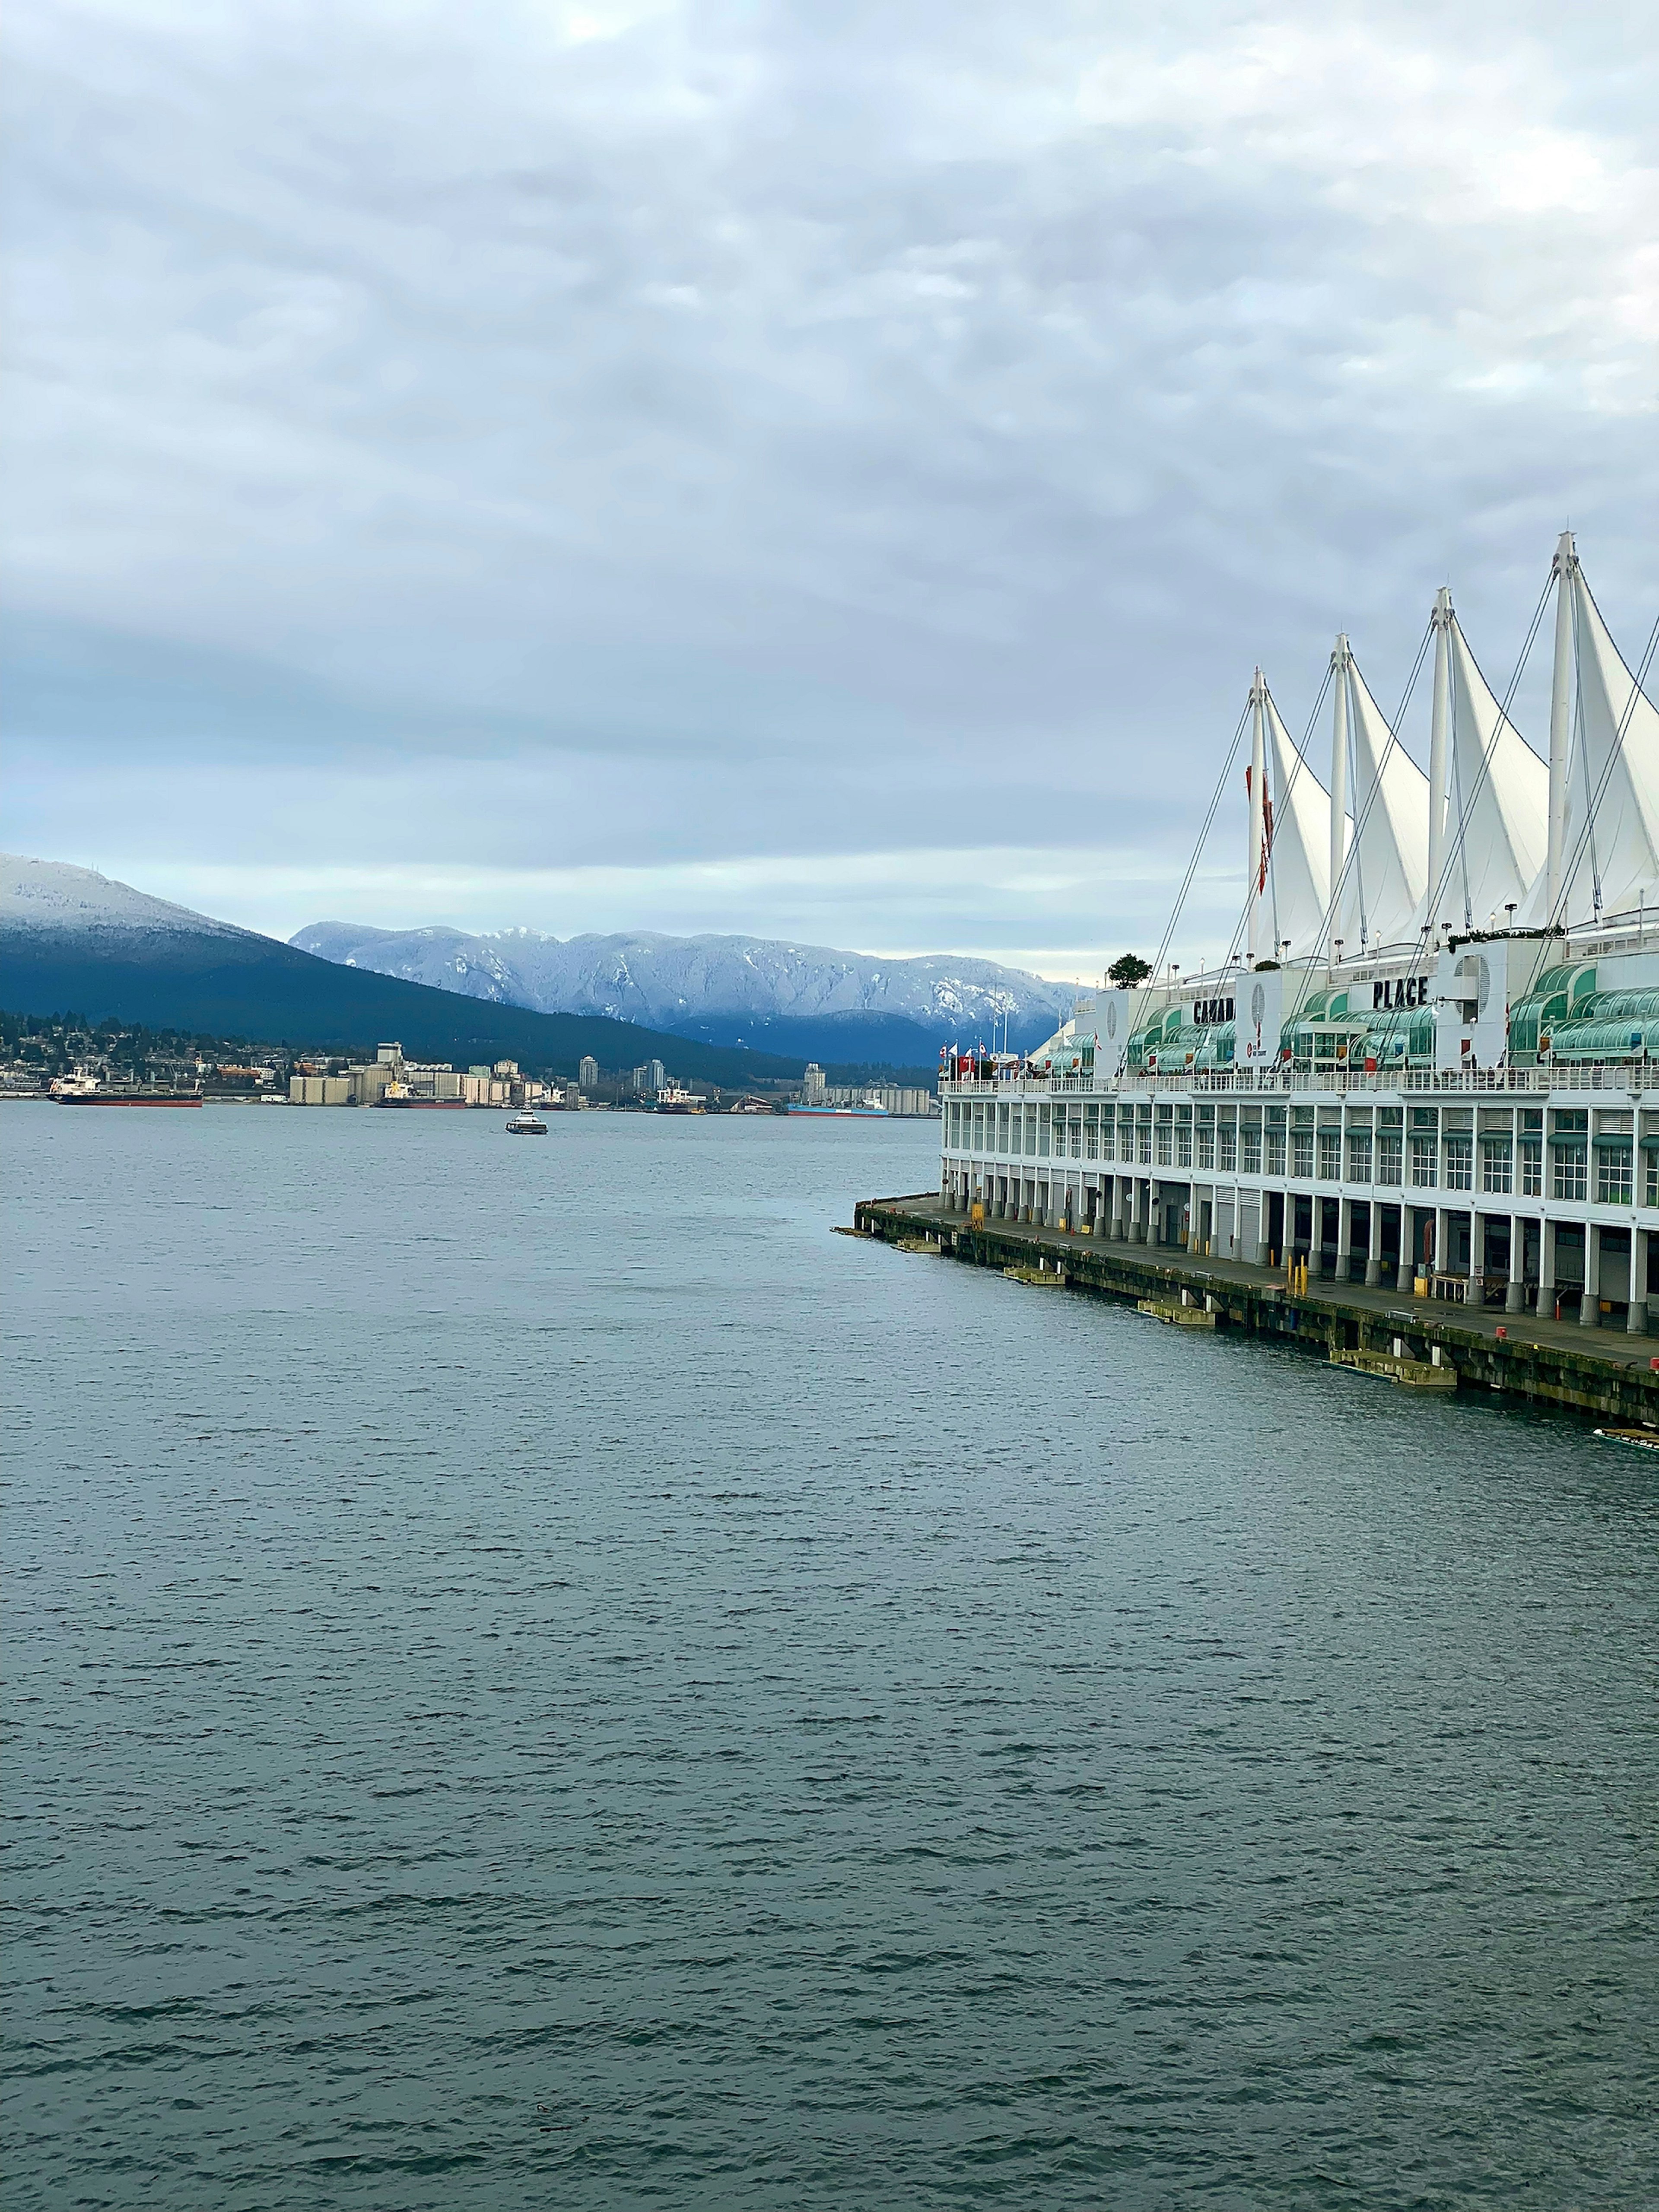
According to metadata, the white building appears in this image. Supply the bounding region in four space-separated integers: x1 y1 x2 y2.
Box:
940 534 1659 1332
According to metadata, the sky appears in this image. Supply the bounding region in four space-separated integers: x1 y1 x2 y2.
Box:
3 0 1656 976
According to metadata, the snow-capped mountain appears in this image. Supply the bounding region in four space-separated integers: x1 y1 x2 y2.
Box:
290 920 1077 1059
1 853 252 942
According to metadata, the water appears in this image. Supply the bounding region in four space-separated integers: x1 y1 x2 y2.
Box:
4 1104 1656 2210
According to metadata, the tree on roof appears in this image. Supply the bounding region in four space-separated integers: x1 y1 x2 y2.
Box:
1106 953 1152 988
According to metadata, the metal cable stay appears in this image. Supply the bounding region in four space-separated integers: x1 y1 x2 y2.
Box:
1542 593 1659 938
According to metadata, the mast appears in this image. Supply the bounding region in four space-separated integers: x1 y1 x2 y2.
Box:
1426 587 1452 922
1545 528 1576 923
1330 635 1350 950
1247 670 1267 963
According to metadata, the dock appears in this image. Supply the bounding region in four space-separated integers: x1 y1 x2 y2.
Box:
852 1192 1659 1425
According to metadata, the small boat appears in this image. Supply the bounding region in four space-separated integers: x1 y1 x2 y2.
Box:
505 1111 549 1135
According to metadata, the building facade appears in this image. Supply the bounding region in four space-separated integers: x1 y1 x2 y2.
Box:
940 534 1659 1333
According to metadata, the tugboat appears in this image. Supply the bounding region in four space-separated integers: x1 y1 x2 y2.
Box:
505 1109 548 1135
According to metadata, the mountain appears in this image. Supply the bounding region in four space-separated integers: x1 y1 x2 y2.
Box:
290 921 1075 1065
0 857 805 1084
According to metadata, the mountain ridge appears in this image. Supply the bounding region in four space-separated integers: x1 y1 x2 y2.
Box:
0 858 810 1083
290 918 1075 1062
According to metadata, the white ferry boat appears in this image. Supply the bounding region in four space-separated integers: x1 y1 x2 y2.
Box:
789 1092 890 1118
940 534 1659 1333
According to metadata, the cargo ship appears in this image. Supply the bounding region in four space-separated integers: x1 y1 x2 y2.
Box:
50 1077 201 1107
654 1085 707 1114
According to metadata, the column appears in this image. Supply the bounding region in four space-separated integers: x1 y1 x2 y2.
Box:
1469 1204 1484 1294
1580 1222 1600 1327
1506 1214 1526 1313
1629 1225 1649 1335
1539 1217 1557 1317
1112 1174 1128 1239
1434 1205 1449 1278
1132 1178 1149 1243
1334 1198 1353 1283
1365 1200 1383 1287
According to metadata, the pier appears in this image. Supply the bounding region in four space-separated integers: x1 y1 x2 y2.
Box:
853 1192 1659 1425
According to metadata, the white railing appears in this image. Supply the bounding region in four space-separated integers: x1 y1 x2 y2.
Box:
941 1062 1655 1103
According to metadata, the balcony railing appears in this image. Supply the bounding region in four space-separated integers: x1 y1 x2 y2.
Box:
941 1061 1655 1101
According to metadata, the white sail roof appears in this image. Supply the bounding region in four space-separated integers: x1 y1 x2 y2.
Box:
1550 565 1659 925
1435 615 1548 931
1261 690 1332 957
1336 654 1428 951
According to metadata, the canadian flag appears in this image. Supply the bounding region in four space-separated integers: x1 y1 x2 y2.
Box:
1244 765 1273 891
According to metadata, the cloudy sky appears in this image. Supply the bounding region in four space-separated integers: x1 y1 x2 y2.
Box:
3 0 1655 974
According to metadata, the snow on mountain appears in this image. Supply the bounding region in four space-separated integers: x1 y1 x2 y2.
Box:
0 854 252 941
291 920 1076 1047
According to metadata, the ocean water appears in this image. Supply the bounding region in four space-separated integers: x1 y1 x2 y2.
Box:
3 1103 1656 2211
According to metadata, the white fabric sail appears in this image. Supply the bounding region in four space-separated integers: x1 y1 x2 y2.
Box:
1335 654 1429 950
1434 616 1548 931
1261 691 1332 957
1549 566 1659 925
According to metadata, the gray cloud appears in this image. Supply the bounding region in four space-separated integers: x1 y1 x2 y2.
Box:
3 0 1655 965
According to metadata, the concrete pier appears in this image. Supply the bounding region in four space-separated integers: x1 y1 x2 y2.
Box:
854 1192 1659 1427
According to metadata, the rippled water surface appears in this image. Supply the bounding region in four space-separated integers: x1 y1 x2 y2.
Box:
4 1104 1657 2209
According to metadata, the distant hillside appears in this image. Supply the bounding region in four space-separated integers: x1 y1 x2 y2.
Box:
291 919 1074 1064
0 857 805 1084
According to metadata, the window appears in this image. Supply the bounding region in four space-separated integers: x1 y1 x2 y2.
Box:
1217 1123 1237 1173
1445 1135 1473 1191
1039 1113 1051 1159
1647 1155 1659 1208
1520 1141 1542 1197
1377 1135 1403 1186
1265 1129 1286 1175
1318 1130 1340 1181
1100 1117 1115 1163
1156 1124 1173 1167
1291 1130 1313 1179
1597 1149 1633 1205
1197 1127 1215 1170
1481 1139 1513 1194
1410 1136 1438 1188
1552 1144 1587 1202
1070 1114 1082 1161
1177 1123 1192 1169
1240 1125 1262 1174
1084 1111 1098 1163
1137 1123 1151 1166
1347 1132 1373 1184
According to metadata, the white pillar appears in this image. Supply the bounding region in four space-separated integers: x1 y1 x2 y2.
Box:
1365 1200 1383 1287
1546 530 1576 926
1540 1217 1557 1316
1426 588 1452 925
1334 1197 1353 1282
1580 1222 1600 1327
1330 638 1350 942
1247 672 1267 964
1629 1226 1649 1335
1506 1214 1526 1313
